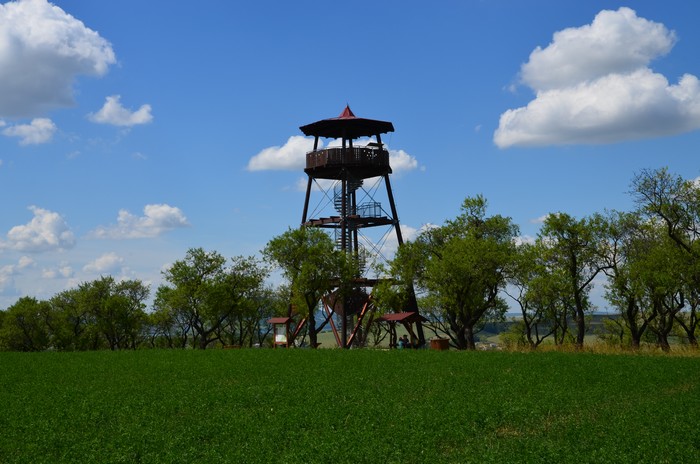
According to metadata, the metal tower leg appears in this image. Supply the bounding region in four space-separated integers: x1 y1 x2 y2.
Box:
384 174 425 347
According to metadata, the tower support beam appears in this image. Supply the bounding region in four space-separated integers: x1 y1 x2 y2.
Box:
296 106 426 348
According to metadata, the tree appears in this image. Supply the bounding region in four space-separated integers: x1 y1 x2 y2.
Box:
263 227 344 349
73 277 149 350
0 297 51 351
146 301 181 348
631 167 700 256
601 210 650 349
49 287 100 350
156 248 268 349
629 224 686 352
216 285 284 348
632 168 700 348
538 212 609 348
505 242 559 348
674 286 699 348
151 285 193 348
390 196 518 350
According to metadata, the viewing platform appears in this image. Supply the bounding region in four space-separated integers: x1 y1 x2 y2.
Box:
304 145 391 179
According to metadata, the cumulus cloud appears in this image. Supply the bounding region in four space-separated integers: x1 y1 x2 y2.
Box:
247 135 315 171
0 0 116 118
0 256 35 292
494 7 700 148
1 206 75 252
17 256 34 269
520 8 675 91
0 264 17 291
2 117 56 144
91 204 189 239
83 252 124 273
89 95 153 126
42 264 73 279
389 149 419 173
513 235 537 246
249 136 421 174
530 214 551 224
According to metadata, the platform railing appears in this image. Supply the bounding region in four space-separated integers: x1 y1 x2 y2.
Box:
306 146 389 170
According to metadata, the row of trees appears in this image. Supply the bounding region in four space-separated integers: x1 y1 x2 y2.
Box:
0 249 286 351
381 167 700 351
2 167 699 352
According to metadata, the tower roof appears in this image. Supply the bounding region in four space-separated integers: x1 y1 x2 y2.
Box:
299 105 394 139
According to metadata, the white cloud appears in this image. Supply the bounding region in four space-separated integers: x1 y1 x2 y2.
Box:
389 149 418 174
530 214 550 224
520 7 675 92
247 135 315 171
494 7 700 148
42 264 73 279
17 256 34 269
513 235 537 246
0 256 36 292
89 95 153 127
2 118 56 145
83 252 123 273
0 264 17 291
249 136 421 175
1 206 75 252
91 204 190 239
0 0 116 118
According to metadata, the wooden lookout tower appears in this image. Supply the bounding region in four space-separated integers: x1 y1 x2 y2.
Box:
299 106 425 348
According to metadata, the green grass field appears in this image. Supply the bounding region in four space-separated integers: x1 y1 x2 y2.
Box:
1 349 699 463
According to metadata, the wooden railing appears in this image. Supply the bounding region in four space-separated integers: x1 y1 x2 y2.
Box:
306 147 389 170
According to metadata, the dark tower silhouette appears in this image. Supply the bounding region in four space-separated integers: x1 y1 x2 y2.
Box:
299 106 425 348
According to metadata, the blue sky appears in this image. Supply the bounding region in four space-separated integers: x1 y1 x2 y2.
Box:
2 0 700 310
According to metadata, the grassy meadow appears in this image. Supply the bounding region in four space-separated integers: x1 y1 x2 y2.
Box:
1 349 699 463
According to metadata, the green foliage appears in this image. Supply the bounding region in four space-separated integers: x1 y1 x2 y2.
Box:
0 279 150 352
506 242 566 348
263 227 355 348
390 195 518 349
0 297 51 351
5 169 700 354
155 248 268 349
631 167 700 347
499 319 529 349
1 350 699 463
537 212 609 347
263 226 339 313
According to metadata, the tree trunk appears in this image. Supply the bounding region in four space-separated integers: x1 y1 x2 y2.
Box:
573 291 586 348
625 298 643 350
657 333 671 352
308 311 318 348
464 325 476 350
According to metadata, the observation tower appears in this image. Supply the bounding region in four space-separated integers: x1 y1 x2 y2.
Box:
298 106 425 348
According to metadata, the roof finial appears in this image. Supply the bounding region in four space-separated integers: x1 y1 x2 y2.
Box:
338 104 355 119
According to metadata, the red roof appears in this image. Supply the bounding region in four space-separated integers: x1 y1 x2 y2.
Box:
268 317 292 324
376 312 428 323
337 105 356 119
299 106 394 139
